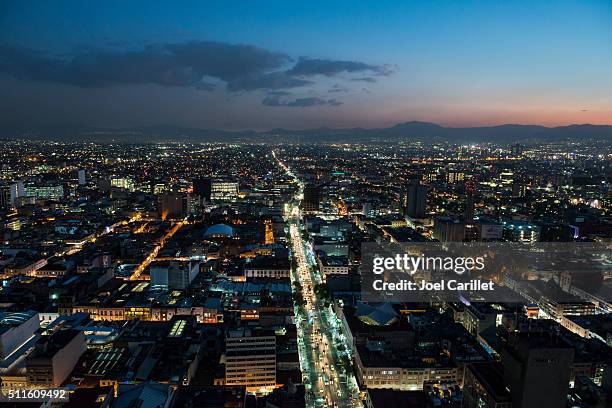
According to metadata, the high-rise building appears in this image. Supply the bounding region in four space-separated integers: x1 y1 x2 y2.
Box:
150 261 199 290
433 217 466 242
446 171 465 184
0 182 23 209
0 183 11 209
464 180 476 223
401 179 428 219
463 362 511 408
512 181 527 198
77 169 86 185
193 178 212 201
225 328 276 393
302 183 321 213
362 202 376 218
211 180 239 202
0 311 39 359
502 332 574 408
158 192 192 219
110 177 135 192
24 184 64 200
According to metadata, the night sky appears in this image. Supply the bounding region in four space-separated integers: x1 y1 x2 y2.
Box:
1 0 611 130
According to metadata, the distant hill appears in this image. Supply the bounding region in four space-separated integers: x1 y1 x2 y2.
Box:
1 121 611 143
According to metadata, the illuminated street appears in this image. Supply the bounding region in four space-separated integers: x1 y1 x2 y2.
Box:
275 150 362 408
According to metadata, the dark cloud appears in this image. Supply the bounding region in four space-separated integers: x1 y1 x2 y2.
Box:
0 41 394 93
288 57 393 77
351 76 378 83
227 72 312 92
328 84 348 93
262 93 342 107
0 41 291 91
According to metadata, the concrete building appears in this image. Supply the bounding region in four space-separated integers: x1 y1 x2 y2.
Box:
225 328 276 393
0 182 22 209
211 181 239 202
463 362 511 408
150 261 199 290
433 217 465 242
77 169 86 185
302 183 321 213
316 254 349 277
401 179 428 219
502 333 574 408
158 192 192 219
502 220 541 243
243 256 290 279
26 329 87 387
475 218 504 241
110 177 135 192
0 311 39 359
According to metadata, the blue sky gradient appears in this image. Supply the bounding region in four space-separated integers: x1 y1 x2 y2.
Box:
1 1 611 129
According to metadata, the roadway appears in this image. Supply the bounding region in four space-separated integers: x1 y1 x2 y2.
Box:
274 150 362 408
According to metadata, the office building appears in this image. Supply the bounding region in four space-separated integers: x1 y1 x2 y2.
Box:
474 218 504 241
77 169 86 185
110 177 135 192
302 183 321 213
211 181 239 201
0 184 11 209
401 179 428 219
225 328 276 393
433 217 466 242
158 192 192 219
446 171 465 184
150 261 199 290
502 333 574 408
26 329 87 387
193 178 212 201
463 362 511 408
1 182 24 208
464 180 476 223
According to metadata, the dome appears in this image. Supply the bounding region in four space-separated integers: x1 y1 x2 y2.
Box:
204 223 234 237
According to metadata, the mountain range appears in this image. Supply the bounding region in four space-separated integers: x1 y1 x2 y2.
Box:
1 121 611 144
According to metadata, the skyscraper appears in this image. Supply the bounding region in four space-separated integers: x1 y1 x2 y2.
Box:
0 184 11 209
402 179 428 218
303 183 321 213
502 332 574 408
225 328 276 393
77 169 86 185
464 180 476 223
158 192 192 219
193 178 212 201
0 182 23 209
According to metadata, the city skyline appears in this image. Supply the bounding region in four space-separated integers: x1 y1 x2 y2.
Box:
2 0 612 132
0 2 610 407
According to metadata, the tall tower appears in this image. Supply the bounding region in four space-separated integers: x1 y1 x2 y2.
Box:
77 169 86 185
464 180 476 224
402 179 428 218
302 183 321 213
502 332 573 408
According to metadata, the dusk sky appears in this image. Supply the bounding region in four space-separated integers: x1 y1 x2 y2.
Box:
1 0 612 130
